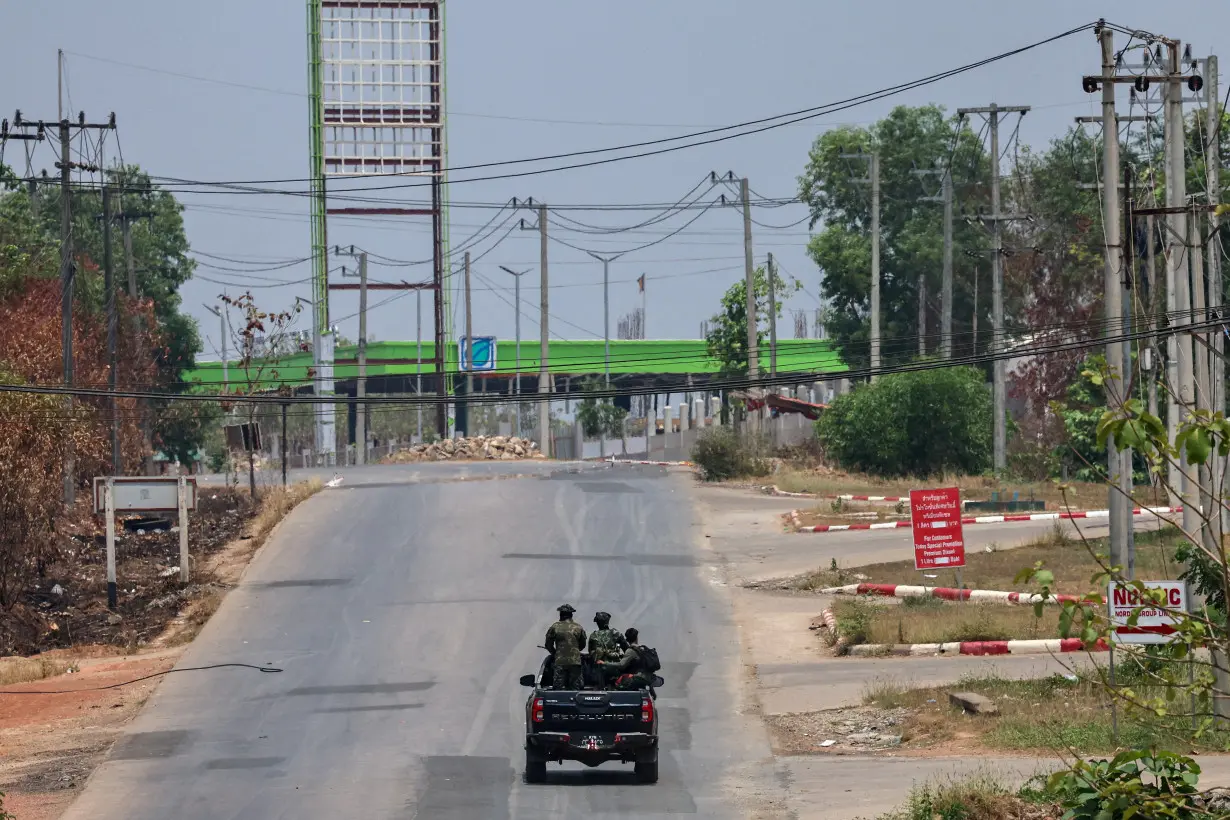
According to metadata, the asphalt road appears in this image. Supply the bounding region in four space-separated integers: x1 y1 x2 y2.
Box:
194 458 592 489
62 463 778 820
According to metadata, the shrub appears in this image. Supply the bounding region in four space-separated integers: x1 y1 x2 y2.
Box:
815 365 992 477
691 427 770 481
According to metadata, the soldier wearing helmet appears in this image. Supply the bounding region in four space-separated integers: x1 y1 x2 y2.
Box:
545 604 587 690
588 611 629 688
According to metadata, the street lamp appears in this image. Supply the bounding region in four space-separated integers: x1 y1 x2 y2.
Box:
586 251 625 459
499 266 530 437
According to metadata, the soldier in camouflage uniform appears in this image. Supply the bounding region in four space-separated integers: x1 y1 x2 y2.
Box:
599 627 654 691
545 604 587 690
588 612 629 688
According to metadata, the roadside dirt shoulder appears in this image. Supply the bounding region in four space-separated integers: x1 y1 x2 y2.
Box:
0 481 321 820
0 650 181 820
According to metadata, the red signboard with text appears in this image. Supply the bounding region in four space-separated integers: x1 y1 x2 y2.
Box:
910 487 967 571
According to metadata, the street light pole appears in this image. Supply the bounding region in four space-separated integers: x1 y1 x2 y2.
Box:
500 266 529 437
586 251 625 460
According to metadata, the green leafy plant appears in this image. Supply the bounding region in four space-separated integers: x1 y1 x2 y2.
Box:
815 365 992 477
691 427 770 481
1047 749 1202 820
574 377 628 439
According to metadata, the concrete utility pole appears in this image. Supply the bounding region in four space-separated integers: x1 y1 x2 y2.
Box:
1203 56 1226 532
203 305 230 392
58 119 74 504
357 250 368 464
916 163 954 357
416 290 423 441
463 250 474 437
959 103 1030 472
102 185 120 475
840 151 881 379
9 110 113 503
1165 42 1197 530
586 251 623 459
870 156 881 378
767 252 778 376
1095 27 1129 576
538 203 551 457
499 266 528 436
119 208 154 475
941 167 953 358
335 245 370 463
741 178 759 398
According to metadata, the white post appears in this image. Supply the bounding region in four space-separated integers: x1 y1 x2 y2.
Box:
178 475 190 584
678 403 689 432
105 479 117 610
710 396 721 423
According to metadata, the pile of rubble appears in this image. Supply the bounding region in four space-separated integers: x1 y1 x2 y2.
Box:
384 435 543 463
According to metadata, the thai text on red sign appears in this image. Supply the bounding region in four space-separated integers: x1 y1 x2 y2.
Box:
909 487 966 571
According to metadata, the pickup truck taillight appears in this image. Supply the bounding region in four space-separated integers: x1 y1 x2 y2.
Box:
641 696 654 723
533 698 545 723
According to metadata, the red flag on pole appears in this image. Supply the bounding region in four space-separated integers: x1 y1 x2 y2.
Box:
637 274 646 293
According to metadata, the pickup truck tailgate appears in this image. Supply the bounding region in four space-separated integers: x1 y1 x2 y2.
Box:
538 690 648 734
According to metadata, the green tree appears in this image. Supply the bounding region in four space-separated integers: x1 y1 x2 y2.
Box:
25 164 205 460
815 365 992 477
798 105 990 371
575 377 628 439
704 265 797 377
1050 355 1148 483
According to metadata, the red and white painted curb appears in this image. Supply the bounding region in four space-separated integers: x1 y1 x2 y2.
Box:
766 485 908 502
846 637 1110 657
817 604 1109 657
792 506 1181 534
820 582 1099 606
609 459 693 467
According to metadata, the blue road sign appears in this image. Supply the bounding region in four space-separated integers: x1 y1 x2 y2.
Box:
460 336 497 371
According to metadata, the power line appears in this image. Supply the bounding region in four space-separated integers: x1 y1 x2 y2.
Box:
66 22 1101 195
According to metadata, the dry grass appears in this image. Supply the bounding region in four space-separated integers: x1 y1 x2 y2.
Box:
861 671 1230 755
876 770 1058 820
252 480 323 544
771 467 1167 509
792 524 1184 596
0 656 72 686
833 598 1064 645
164 589 226 647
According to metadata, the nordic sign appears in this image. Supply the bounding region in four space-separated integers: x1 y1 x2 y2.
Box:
460 336 497 372
910 487 966 571
1108 580 1186 644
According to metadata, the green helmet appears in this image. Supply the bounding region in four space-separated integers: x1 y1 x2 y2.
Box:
557 604 576 616
594 611 612 626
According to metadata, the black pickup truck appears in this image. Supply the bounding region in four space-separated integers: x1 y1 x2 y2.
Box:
519 656 661 784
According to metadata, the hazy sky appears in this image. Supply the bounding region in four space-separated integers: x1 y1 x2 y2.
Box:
4 1 1230 363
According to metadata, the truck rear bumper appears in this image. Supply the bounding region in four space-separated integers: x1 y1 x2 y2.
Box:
527 732 656 765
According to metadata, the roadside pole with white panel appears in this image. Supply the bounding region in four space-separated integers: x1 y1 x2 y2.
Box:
94 476 198 610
